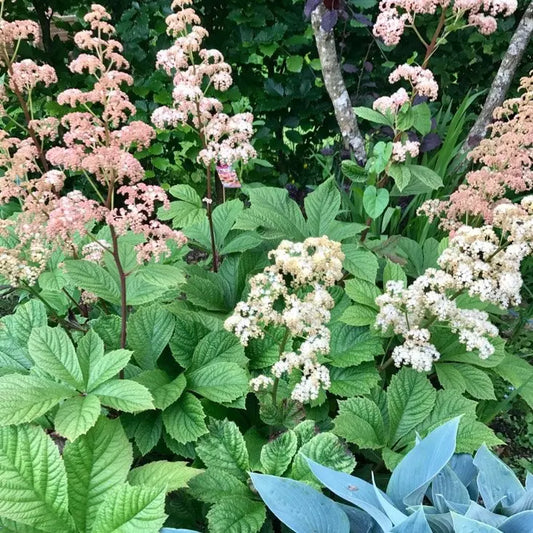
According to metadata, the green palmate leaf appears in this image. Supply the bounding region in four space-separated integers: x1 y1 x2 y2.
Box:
412 103 432 135
291 432 356 486
123 411 163 455
206 497 266 533
304 177 341 236
235 186 307 241
435 363 467 393
387 368 436 445
183 267 228 312
196 419 249 480
387 164 412 191
344 278 381 310
0 516 51 532
128 461 201 493
334 397 385 449
64 417 133 532
354 106 393 126
90 315 121 351
260 430 298 476
76 330 104 388
328 323 383 367
383 259 407 286
329 363 380 397
188 470 251 504
127 304 175 370
190 330 247 371
342 245 379 282
135 264 185 290
435 332 506 368
0 425 75 532
286 55 303 72
86 349 132 392
187 362 248 403
341 159 366 182
152 373 187 411
494 353 533 409
0 374 75 426
28 326 83 389
456 421 503 454
54 394 101 442
92 379 154 412
124 273 168 306
162 184 204 227
91 484 166 533
64 260 120 304
340 304 377 326
363 186 389 219
247 327 290 370
169 314 210 368
450 364 495 400
162 392 208 444
405 165 443 190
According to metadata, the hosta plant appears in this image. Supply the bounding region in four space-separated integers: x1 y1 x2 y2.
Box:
252 418 533 533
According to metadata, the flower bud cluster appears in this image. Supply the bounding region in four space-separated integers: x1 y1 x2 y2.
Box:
225 236 344 403
376 195 533 371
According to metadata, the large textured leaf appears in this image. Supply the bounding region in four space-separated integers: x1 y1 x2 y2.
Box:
64 417 133 532
334 397 385 449
0 425 74 532
451 513 501 533
28 326 83 389
123 411 163 455
391 508 431 532
54 394 101 441
196 419 249 480
77 330 105 389
341 245 378 282
250 474 349 533
260 430 298 476
162 392 208 444
494 353 533 409
127 305 175 370
187 362 248 403
128 461 201 493
91 484 166 533
188 470 251 504
304 177 340 236
387 417 460 511
206 497 266 533
329 364 380 397
328 323 383 367
291 433 355 486
189 331 246 371
91 379 154 412
387 368 436 444
64 260 120 304
450 364 495 400
135 371 187 411
83 347 132 393
500 511 533 532
0 374 75 425
169 315 210 368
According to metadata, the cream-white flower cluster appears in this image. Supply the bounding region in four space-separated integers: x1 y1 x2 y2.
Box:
225 236 344 403
375 195 533 371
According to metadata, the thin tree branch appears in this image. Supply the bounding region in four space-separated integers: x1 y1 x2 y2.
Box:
461 0 533 154
311 4 367 163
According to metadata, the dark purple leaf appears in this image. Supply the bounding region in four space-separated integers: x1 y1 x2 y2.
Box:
340 148 351 160
342 63 358 73
304 0 322 18
321 146 335 156
321 10 338 31
380 126 394 138
430 117 437 130
363 61 373 72
412 95 428 106
407 131 419 142
353 13 373 27
420 133 442 152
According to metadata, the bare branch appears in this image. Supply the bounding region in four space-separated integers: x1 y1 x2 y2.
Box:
311 5 367 163
462 0 533 154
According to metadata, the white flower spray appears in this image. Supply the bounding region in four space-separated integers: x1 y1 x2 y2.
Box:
225 236 344 403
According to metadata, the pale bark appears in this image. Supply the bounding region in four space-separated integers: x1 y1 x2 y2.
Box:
462 0 533 153
311 5 367 163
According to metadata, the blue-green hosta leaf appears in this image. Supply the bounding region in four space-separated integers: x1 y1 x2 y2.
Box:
387 368 436 444
0 425 75 532
260 430 298 476
390 508 431 532
451 513 501 532
304 177 341 236
430 465 471 514
187 470 251 504
189 330 247 371
0 374 75 425
91 484 166 533
473 444 525 511
206 496 266 533
386 418 460 512
162 392 208 444
64 260 120 304
306 459 393 532
128 460 201 493
196 419 249 480
292 433 355 486
500 511 533 532
64 417 132 531
334 397 386 450
54 394 101 441
250 473 349 533
28 326 83 389
127 304 175 370
91 379 154 412
186 362 248 403
465 502 506 528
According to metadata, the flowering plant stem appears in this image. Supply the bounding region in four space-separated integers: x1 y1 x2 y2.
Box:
271 328 291 406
